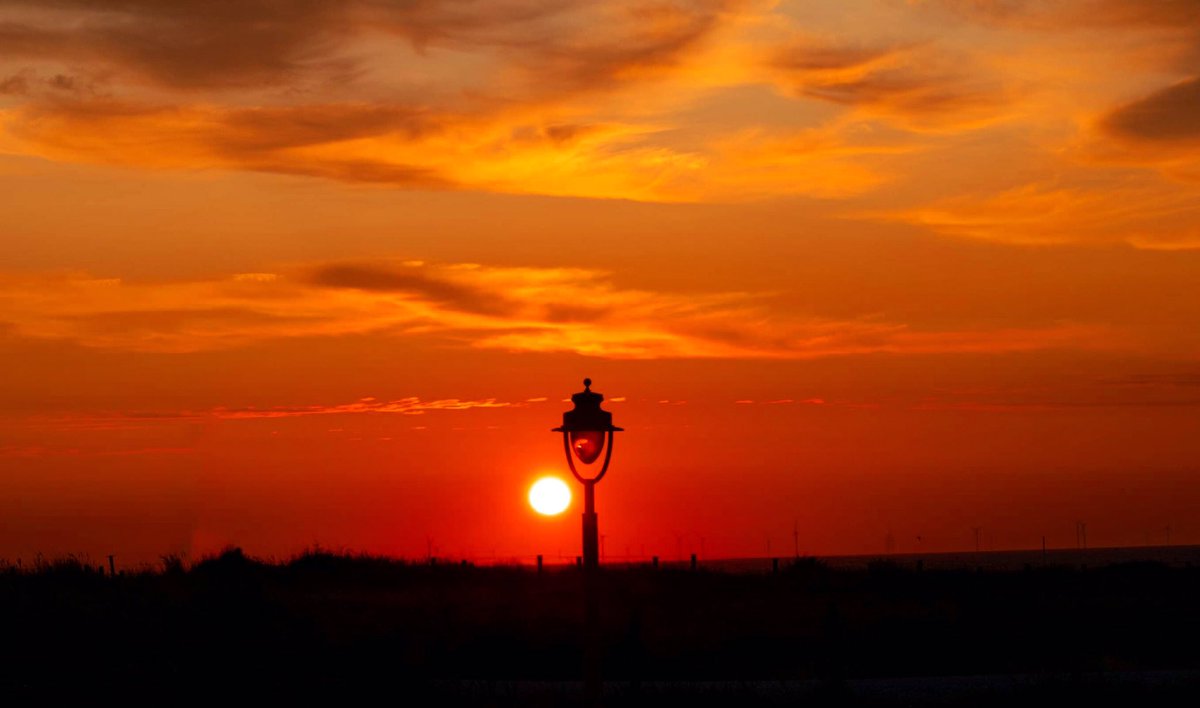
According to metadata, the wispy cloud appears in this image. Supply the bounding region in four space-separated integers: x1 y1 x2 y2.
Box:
0 259 1119 359
1102 76 1200 145
768 39 1016 132
213 396 512 419
881 177 1200 250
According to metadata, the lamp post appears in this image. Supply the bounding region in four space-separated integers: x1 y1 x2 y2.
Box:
553 378 622 571
553 378 621 701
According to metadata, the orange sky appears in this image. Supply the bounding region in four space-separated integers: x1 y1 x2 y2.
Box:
2 0 1199 565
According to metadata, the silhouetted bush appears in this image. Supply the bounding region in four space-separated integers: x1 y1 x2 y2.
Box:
159 552 187 575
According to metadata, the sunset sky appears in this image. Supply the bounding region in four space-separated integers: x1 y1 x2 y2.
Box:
2 0 1199 566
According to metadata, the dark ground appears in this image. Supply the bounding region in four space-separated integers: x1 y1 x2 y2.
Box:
3 549 1199 705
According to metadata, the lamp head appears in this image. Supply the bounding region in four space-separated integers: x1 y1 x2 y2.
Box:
553 378 622 465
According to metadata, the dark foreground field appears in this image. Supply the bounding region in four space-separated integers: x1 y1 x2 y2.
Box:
3 550 1199 706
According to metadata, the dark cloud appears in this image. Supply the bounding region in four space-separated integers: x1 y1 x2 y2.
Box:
62 307 327 334
0 0 348 89
246 156 452 187
0 72 27 94
208 104 442 152
923 0 1200 28
46 74 76 91
359 0 575 47
920 1 1200 74
0 69 93 96
1106 372 1200 388
7 100 454 187
365 0 738 91
518 1 735 90
1102 76 1200 143
310 264 517 316
541 303 610 323
542 124 590 142
802 71 1000 116
773 43 899 72
507 123 599 146
0 0 735 93
311 263 617 322
771 41 1007 125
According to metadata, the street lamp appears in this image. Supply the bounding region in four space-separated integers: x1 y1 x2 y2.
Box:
553 378 621 700
553 378 622 571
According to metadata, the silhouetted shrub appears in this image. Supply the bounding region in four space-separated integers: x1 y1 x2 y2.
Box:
160 552 187 574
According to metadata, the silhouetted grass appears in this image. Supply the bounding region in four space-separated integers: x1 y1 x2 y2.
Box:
1 549 1198 704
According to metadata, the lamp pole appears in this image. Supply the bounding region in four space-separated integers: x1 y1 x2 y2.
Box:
582 481 598 570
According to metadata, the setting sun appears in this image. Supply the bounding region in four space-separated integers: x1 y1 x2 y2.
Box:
528 477 571 516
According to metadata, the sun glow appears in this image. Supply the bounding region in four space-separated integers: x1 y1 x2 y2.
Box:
528 476 572 516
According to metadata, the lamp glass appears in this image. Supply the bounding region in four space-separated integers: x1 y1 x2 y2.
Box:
569 430 606 465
